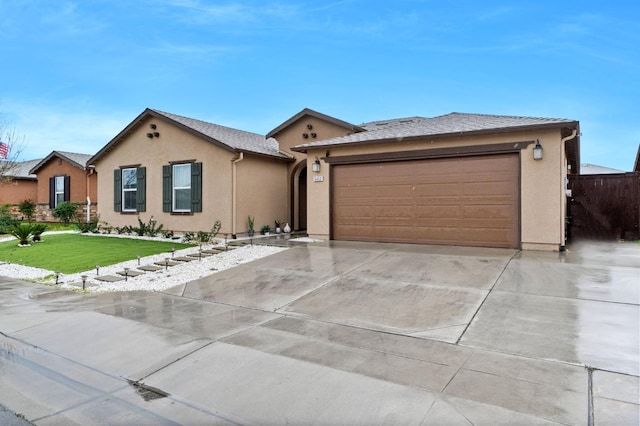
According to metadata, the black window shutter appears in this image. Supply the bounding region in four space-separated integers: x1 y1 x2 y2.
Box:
162 165 172 212
49 177 55 208
136 167 146 212
191 162 202 213
63 176 70 202
114 169 122 212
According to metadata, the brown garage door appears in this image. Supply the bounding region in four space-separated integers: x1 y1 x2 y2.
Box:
331 154 520 248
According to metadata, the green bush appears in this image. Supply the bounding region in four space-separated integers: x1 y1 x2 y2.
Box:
18 199 36 222
52 202 78 224
0 206 17 234
10 223 34 245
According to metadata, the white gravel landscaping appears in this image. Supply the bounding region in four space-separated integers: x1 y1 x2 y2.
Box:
0 232 288 293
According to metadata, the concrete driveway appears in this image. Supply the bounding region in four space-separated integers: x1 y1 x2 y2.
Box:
0 241 638 425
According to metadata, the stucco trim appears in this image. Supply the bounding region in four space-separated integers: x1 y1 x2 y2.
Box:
324 140 535 165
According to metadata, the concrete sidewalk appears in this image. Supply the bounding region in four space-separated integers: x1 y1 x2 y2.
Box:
0 241 638 424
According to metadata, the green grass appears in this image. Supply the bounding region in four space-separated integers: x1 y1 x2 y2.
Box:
0 234 192 274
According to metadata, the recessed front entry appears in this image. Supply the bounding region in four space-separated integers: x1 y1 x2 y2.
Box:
331 153 520 248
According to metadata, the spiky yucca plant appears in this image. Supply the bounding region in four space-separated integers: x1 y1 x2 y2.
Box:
10 223 34 246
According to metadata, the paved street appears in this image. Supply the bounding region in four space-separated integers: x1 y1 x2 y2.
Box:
1 241 638 425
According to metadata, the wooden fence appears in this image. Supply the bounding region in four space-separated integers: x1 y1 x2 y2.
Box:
568 173 640 241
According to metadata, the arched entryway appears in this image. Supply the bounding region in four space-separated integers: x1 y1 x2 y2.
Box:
290 161 307 232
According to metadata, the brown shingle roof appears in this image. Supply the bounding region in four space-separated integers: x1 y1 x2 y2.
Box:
152 110 288 159
29 150 93 174
90 108 291 165
292 112 579 152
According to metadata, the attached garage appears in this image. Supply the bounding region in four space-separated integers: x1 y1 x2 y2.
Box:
289 111 580 251
331 154 520 248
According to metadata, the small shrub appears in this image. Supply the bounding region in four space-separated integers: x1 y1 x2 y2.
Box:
100 221 113 234
161 230 174 239
115 225 130 235
76 217 99 233
52 201 78 224
183 231 195 243
197 230 210 243
31 223 48 242
210 220 222 239
10 223 34 245
0 210 17 234
18 199 36 222
145 217 163 237
260 224 271 235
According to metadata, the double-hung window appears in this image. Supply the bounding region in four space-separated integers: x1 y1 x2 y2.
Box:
163 162 202 213
114 167 146 213
172 164 192 212
122 168 137 212
54 176 65 206
49 175 70 208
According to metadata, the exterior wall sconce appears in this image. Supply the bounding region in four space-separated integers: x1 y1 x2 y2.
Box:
312 158 321 173
533 140 543 160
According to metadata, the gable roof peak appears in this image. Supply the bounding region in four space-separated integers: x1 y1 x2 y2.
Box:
266 108 365 139
29 150 93 174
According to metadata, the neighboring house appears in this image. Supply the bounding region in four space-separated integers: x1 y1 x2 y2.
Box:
28 151 98 222
285 110 580 251
0 159 40 206
88 109 293 237
580 163 625 175
90 108 580 250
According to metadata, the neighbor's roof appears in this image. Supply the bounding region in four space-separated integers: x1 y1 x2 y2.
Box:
580 164 626 175
1 159 41 179
89 108 292 164
29 150 93 174
266 108 366 139
635 144 640 172
292 112 579 152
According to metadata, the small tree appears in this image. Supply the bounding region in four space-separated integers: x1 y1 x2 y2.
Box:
18 199 36 222
52 201 78 224
0 112 27 183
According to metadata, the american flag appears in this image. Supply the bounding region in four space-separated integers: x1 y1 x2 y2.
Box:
0 142 9 159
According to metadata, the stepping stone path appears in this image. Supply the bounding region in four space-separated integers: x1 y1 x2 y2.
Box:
187 252 214 259
153 260 181 267
116 270 145 277
173 256 194 262
95 275 125 282
138 265 163 272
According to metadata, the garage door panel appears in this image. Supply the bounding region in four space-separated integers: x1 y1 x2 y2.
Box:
332 154 520 248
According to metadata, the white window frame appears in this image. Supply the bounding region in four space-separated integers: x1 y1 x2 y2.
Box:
172 163 191 212
122 168 137 212
54 176 65 207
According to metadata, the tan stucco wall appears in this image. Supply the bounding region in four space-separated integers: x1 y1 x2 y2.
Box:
0 179 37 204
35 159 88 204
94 116 288 236
235 155 289 235
305 128 571 250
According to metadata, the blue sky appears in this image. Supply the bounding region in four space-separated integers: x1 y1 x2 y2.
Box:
1 0 638 170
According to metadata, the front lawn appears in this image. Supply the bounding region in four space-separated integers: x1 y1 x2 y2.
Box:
0 234 192 274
